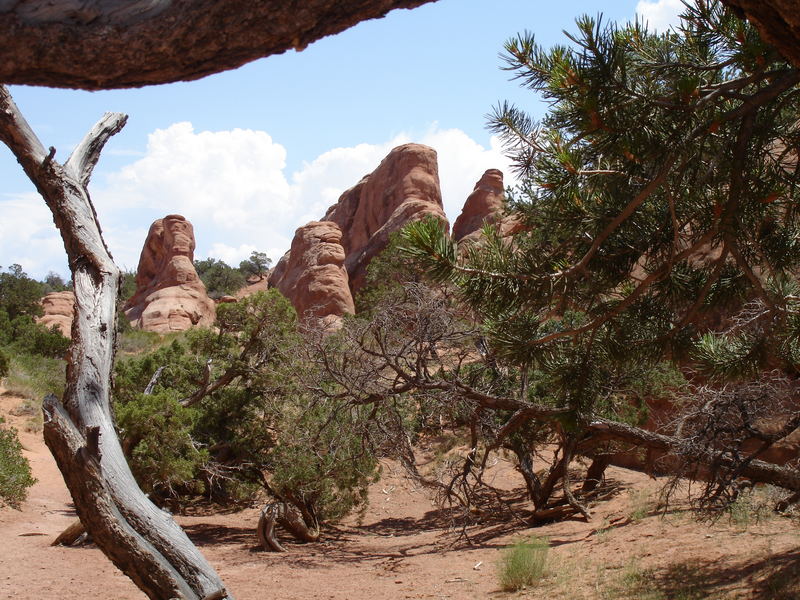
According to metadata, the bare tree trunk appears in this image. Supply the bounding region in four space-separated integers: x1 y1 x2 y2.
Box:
0 85 232 600
588 418 800 492
0 0 437 89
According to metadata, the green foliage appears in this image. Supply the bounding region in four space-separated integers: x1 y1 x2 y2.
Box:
112 290 379 525
385 1 800 516
357 227 437 313
0 264 70 359
496 537 549 591
194 257 247 298
41 271 69 294
238 251 271 280
116 391 207 497
267 399 379 524
118 270 137 304
402 0 800 402
7 316 70 358
0 264 44 321
0 349 8 379
3 352 66 402
0 417 36 509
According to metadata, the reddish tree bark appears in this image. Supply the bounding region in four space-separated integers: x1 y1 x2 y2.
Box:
0 0 437 89
721 0 800 67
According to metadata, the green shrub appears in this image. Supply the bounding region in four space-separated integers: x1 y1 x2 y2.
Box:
0 417 36 509
0 264 44 322
111 291 381 529
9 317 70 358
3 352 66 401
0 349 8 379
497 537 549 591
266 398 380 525
194 258 246 298
116 327 167 355
115 390 208 498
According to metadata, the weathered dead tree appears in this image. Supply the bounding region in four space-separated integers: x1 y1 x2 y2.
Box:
0 0 437 89
0 85 232 600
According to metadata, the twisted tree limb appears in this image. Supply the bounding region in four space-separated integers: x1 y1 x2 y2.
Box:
0 0 437 89
0 84 232 600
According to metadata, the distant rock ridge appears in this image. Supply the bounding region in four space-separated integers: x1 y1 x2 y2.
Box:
321 142 449 293
38 290 75 338
452 168 505 242
265 143 448 324
250 144 510 327
123 214 216 333
270 221 355 330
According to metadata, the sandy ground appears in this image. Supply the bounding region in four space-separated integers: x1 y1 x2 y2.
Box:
2 389 800 600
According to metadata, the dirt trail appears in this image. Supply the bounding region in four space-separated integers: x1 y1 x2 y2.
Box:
2 389 800 599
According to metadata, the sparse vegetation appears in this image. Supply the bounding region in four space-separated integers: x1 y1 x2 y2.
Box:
603 561 709 600
0 416 35 509
628 489 655 522
496 536 549 591
726 488 774 530
3 352 66 402
112 291 381 537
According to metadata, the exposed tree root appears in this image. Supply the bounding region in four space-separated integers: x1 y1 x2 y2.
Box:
257 502 321 552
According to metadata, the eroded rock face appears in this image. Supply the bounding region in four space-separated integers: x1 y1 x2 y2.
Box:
270 221 355 329
322 143 448 292
124 214 215 332
452 169 505 242
38 290 75 338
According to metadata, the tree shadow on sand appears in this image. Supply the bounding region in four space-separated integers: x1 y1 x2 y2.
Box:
611 549 800 599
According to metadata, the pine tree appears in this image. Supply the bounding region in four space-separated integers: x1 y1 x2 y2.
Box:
400 0 800 512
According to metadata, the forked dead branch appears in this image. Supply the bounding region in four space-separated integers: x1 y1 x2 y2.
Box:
0 84 232 600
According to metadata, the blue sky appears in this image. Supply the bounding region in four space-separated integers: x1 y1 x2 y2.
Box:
0 0 683 279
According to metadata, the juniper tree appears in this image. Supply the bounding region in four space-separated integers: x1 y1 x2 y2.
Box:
401 0 800 514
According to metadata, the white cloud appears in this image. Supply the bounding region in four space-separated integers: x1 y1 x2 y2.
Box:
4 123 517 279
636 0 684 32
416 127 515 221
0 193 69 278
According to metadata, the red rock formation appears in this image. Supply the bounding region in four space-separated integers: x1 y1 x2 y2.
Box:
123 214 216 332
452 169 505 242
38 291 75 338
270 221 355 329
322 143 448 292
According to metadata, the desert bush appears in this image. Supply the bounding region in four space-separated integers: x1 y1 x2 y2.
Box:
3 352 66 401
0 264 44 322
238 251 271 281
194 257 246 298
8 316 69 358
112 290 380 530
116 390 208 498
0 417 36 509
496 537 549 591
0 348 8 379
116 328 164 355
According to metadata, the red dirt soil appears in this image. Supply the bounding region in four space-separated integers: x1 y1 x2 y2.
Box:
2 389 799 599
